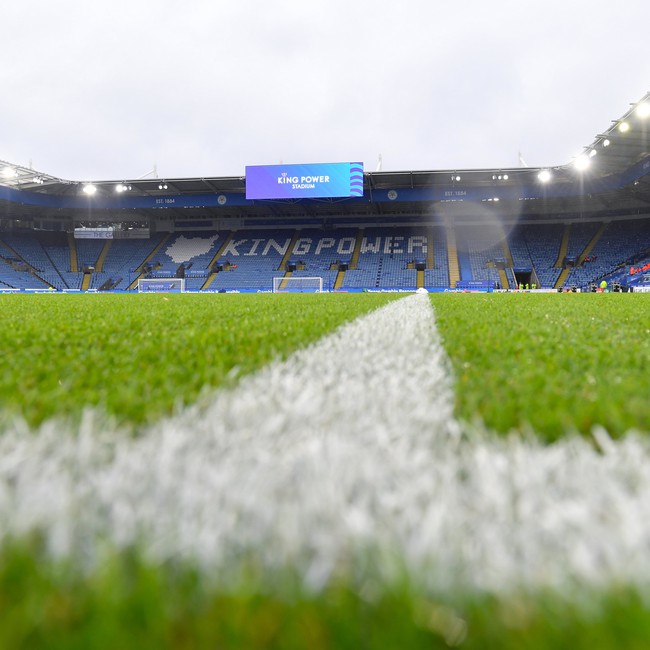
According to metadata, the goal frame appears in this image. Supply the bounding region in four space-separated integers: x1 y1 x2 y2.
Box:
137 278 186 293
272 276 324 293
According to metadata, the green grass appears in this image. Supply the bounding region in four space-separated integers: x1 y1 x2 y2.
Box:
6 292 645 437
2 292 650 648
0 293 397 428
3 542 650 649
431 293 650 442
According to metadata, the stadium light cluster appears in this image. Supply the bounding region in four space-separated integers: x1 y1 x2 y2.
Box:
82 184 97 196
574 154 591 171
614 99 650 135
570 97 650 176
636 101 650 118
115 184 132 193
158 182 168 190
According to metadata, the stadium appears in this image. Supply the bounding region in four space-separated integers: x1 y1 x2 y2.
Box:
2 95 650 295
0 95 649 648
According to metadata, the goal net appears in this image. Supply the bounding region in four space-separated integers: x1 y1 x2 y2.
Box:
272 276 324 293
137 278 186 293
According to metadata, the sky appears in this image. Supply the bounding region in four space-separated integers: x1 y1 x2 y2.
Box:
1 0 648 182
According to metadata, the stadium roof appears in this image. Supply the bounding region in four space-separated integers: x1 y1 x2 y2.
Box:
2 93 650 224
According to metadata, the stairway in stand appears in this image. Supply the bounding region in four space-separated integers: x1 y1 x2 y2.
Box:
446 224 460 288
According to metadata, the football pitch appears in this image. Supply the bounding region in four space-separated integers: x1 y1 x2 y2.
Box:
0 292 649 648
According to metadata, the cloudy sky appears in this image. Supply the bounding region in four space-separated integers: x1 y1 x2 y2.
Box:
1 1 648 182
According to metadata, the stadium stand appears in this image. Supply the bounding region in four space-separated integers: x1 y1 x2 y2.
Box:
0 219 648 292
455 225 502 289
283 228 355 291
0 238 49 290
2 96 650 293
97 234 168 290
209 230 291 291
344 228 423 289
37 232 79 290
424 227 450 288
0 232 64 289
564 219 650 289
76 239 106 271
142 232 222 291
564 222 602 265
513 223 564 289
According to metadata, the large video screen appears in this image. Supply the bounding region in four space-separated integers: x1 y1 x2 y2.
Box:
245 162 363 200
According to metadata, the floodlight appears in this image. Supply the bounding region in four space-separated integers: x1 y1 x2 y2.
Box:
451 175 460 182
116 184 124 193
82 184 97 195
538 169 552 183
589 149 597 158
635 102 650 118
618 121 630 133
603 139 610 147
574 155 590 171
2 167 17 178
503 174 508 180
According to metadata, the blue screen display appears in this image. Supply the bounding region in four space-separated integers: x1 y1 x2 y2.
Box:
246 162 363 199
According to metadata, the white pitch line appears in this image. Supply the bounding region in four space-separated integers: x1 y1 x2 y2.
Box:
1 293 650 596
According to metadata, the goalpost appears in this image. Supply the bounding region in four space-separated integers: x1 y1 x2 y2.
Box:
272 276 324 293
137 278 186 293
